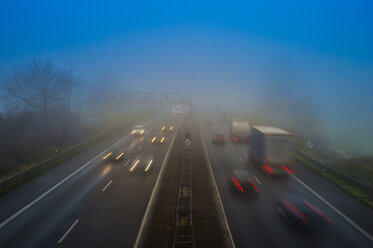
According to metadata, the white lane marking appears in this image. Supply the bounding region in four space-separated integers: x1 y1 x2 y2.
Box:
240 156 245 163
124 160 131 167
0 151 104 230
292 174 373 242
202 130 236 248
253 175 261 185
134 117 184 248
57 219 79 243
102 180 113 192
230 145 234 150
0 118 158 230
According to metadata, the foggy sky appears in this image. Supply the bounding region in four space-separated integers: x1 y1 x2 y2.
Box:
0 0 372 153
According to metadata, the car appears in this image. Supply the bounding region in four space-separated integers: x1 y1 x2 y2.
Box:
102 144 125 162
231 169 260 194
161 125 173 133
131 125 145 136
276 194 333 230
129 152 154 173
212 134 226 144
151 134 166 145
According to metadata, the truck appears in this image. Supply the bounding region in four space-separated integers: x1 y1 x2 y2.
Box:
249 126 294 175
230 117 251 142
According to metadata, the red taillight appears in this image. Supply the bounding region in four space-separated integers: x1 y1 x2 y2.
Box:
283 165 292 174
264 165 273 173
232 177 244 192
304 201 333 224
248 178 260 192
283 199 309 223
233 137 238 142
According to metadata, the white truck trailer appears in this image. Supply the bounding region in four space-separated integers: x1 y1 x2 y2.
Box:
249 126 294 175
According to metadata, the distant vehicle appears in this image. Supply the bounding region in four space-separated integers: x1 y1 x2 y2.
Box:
129 152 154 173
212 134 226 144
151 134 165 145
249 126 294 175
172 106 183 114
131 125 145 136
102 144 125 162
230 117 251 142
231 169 260 193
161 124 173 133
275 194 333 229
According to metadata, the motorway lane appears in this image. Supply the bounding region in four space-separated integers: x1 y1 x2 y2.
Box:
202 120 373 248
59 124 179 247
0 114 180 248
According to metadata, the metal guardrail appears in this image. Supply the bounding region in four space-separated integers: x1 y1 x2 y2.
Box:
296 150 373 196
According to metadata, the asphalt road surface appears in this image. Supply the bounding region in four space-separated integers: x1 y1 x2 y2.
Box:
0 113 183 248
0 112 372 248
201 118 373 248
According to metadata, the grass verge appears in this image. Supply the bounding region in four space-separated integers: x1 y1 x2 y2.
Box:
0 112 153 197
294 153 373 209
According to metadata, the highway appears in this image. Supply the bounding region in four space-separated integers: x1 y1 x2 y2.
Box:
201 118 373 248
0 113 182 248
0 112 372 248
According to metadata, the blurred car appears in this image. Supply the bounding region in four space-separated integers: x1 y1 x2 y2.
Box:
212 134 226 144
231 169 260 193
131 125 145 136
129 152 154 173
276 194 333 230
161 124 173 133
102 144 125 162
151 134 165 145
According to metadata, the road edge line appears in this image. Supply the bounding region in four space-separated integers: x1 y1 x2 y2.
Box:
200 125 236 248
292 174 373 242
0 125 140 229
133 117 184 248
0 115 166 229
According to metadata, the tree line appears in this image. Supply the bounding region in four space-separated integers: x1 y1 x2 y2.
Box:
0 58 93 176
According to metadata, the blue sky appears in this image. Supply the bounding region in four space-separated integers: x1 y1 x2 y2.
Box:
1 0 373 153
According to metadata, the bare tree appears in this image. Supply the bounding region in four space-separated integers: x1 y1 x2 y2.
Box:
1 58 78 115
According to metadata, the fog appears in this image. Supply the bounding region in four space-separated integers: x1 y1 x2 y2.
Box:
31 27 369 155
1 3 372 156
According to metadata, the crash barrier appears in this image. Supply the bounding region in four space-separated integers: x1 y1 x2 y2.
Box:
296 150 373 197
